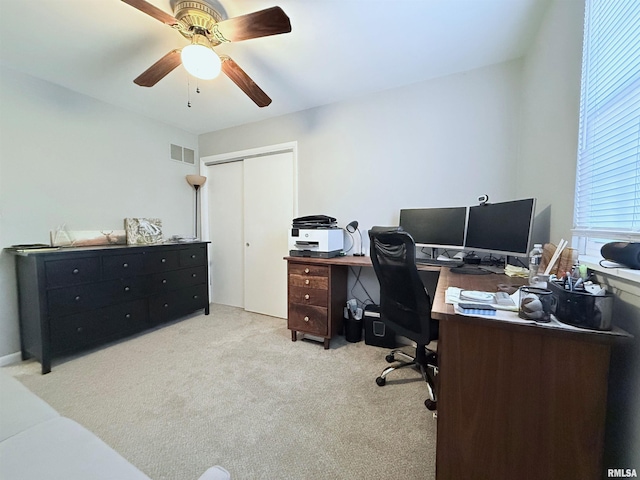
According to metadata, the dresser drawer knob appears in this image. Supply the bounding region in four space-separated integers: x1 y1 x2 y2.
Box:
162 279 167 284
304 268 310 274
74 295 81 301
305 279 310 285
72 268 79 274
123 263 129 268
125 313 131 319
304 294 310 300
191 254 196 259
304 316 309 322
124 286 130 292
76 327 83 333
163 303 169 308
192 273 197 278
193 295 199 299
161 258 166 263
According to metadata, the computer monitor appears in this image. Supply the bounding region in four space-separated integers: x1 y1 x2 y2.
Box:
464 198 536 257
399 206 468 250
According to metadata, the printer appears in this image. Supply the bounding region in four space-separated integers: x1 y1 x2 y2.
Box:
289 215 344 258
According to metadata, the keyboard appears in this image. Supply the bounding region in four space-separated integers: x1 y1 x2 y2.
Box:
416 258 464 267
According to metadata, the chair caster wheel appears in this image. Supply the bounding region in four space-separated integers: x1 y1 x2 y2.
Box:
385 354 395 363
376 376 386 386
425 399 437 411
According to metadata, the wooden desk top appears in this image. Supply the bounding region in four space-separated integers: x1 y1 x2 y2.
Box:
432 266 632 344
284 255 441 272
284 255 631 343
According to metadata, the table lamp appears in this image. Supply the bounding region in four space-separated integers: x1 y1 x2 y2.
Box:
346 220 365 256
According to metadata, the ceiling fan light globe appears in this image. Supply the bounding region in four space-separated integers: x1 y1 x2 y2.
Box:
181 44 221 80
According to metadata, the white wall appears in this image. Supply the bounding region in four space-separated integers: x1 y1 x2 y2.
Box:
0 66 199 357
199 59 524 243
517 0 583 243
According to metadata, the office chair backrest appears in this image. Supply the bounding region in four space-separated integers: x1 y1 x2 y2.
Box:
368 227 434 345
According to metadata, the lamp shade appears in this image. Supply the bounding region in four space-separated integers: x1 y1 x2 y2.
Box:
186 175 207 187
346 220 359 233
181 34 221 80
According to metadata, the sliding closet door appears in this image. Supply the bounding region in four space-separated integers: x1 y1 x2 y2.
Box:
243 152 294 318
207 161 244 308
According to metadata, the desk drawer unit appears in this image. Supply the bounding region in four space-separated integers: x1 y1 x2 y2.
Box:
12 243 210 374
287 260 347 349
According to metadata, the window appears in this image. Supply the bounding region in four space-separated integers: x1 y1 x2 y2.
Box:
573 0 640 257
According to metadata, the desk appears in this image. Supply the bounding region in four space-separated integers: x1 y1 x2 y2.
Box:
432 266 630 480
284 256 630 480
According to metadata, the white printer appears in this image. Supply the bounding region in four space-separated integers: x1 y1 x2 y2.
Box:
288 215 344 258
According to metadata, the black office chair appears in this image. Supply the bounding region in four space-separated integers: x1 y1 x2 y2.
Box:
368 227 438 410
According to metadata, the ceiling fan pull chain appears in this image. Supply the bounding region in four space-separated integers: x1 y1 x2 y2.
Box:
187 76 192 108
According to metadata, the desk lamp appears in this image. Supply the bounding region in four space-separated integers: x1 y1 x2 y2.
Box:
186 174 207 239
346 220 365 256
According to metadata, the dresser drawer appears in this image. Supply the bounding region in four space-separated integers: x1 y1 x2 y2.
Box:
144 249 180 273
102 253 144 279
50 299 148 355
148 266 207 293
149 284 208 323
179 246 207 267
289 286 328 307
289 274 328 289
288 304 328 336
289 263 329 276
48 277 146 316
45 257 100 288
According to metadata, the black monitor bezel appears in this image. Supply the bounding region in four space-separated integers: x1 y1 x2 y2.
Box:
399 206 468 250
464 198 536 257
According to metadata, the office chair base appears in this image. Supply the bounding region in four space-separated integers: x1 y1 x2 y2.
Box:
376 347 438 410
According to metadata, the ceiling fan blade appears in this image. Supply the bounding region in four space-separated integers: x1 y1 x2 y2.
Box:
214 7 291 43
121 0 179 26
221 57 272 107
134 50 182 87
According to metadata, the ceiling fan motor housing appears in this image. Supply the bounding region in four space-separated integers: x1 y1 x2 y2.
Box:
174 1 222 41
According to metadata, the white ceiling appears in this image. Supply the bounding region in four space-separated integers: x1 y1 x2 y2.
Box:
0 0 550 135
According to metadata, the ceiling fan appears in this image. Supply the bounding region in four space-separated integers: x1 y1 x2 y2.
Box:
121 0 292 107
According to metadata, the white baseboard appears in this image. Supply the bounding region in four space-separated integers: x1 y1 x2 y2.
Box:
0 351 22 367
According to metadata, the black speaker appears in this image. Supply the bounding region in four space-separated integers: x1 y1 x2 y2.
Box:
600 242 640 269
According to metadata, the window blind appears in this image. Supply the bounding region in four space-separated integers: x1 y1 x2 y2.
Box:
573 0 640 240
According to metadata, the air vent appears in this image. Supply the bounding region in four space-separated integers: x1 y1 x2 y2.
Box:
170 144 196 165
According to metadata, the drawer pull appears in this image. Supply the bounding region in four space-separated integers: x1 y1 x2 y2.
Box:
123 263 129 268
162 279 167 284
163 303 169 308
304 268 310 274
305 279 310 285
72 268 79 274
191 254 196 259
193 295 199 299
304 316 309 322
74 295 81 301
125 313 131 319
124 286 130 292
161 258 166 263
192 273 197 278
304 294 310 300
76 327 83 333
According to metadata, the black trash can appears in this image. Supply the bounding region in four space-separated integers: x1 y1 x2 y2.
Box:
343 312 363 343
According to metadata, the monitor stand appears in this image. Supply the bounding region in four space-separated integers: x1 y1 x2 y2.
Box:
449 265 492 275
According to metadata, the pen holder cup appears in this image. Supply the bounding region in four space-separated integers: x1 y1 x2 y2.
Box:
519 287 556 323
548 281 614 330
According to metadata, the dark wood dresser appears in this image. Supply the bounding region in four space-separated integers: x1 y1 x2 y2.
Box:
11 242 210 373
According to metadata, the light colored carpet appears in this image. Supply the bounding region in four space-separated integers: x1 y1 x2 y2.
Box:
3 304 437 480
